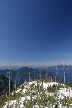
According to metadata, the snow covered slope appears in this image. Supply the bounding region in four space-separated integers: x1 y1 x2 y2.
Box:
2 80 72 108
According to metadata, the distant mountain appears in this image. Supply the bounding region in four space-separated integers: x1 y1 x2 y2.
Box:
52 64 72 70
16 67 54 77
0 65 72 85
0 67 55 85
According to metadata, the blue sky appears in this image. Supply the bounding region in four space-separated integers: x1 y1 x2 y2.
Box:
0 0 72 66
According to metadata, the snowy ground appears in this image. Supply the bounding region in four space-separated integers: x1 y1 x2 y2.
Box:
2 80 72 108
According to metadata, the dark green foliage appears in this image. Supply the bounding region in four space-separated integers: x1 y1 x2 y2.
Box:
0 74 14 95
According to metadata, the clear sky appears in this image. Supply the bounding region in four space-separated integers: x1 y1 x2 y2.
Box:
0 0 72 66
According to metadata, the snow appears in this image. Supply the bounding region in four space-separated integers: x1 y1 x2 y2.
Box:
25 96 30 100
28 81 37 85
2 80 72 108
19 97 25 102
33 105 39 108
2 102 8 108
58 87 72 99
42 82 58 89
21 89 27 94
16 88 21 93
